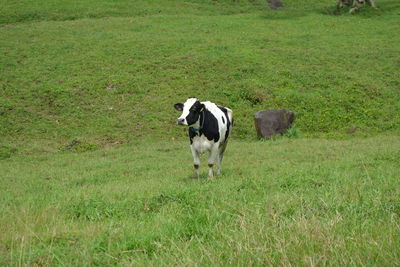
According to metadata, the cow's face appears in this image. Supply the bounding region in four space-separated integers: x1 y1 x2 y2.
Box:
174 98 204 126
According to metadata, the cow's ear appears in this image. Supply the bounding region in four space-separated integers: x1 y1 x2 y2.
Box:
174 103 184 111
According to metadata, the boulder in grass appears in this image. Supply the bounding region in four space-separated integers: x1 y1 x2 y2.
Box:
266 0 283 10
254 109 295 139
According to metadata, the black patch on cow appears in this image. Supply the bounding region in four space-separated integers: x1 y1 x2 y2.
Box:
189 127 198 144
188 108 220 144
185 101 204 125
187 101 204 144
222 116 225 124
199 109 220 142
217 105 231 142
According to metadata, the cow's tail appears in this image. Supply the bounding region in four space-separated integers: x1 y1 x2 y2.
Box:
227 108 233 127
219 107 233 154
226 108 233 140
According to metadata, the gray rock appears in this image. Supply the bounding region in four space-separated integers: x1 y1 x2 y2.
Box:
254 109 295 139
266 0 283 10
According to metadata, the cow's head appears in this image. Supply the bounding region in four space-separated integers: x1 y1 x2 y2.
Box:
174 98 204 126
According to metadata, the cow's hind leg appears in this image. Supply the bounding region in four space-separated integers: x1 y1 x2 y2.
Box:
368 0 377 8
217 152 223 175
191 145 200 179
207 145 219 178
217 140 229 175
217 144 226 175
337 0 344 9
349 7 358 13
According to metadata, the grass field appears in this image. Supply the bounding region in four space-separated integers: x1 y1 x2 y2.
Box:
1 0 400 265
1 136 399 265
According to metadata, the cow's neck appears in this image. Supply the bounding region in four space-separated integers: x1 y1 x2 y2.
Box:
190 110 205 132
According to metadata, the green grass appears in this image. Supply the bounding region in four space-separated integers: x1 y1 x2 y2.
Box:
1 0 399 154
1 0 400 265
1 136 399 265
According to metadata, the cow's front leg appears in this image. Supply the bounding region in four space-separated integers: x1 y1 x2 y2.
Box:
191 145 200 179
207 145 219 178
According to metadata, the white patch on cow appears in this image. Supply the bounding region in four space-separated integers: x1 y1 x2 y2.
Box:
192 135 213 154
177 98 197 126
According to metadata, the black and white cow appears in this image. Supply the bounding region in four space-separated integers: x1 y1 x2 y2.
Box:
174 98 233 178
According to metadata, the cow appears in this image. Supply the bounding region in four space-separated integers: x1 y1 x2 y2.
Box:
174 98 233 179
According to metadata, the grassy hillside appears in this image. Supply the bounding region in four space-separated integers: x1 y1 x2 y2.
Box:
1 0 399 154
0 0 270 25
1 136 399 265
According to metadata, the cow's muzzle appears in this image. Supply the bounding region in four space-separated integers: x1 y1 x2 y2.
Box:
177 118 186 125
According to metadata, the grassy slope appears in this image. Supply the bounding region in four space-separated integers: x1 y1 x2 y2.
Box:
1 0 399 155
0 0 268 24
1 136 399 265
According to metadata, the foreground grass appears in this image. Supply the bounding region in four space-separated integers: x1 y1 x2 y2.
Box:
1 136 399 265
